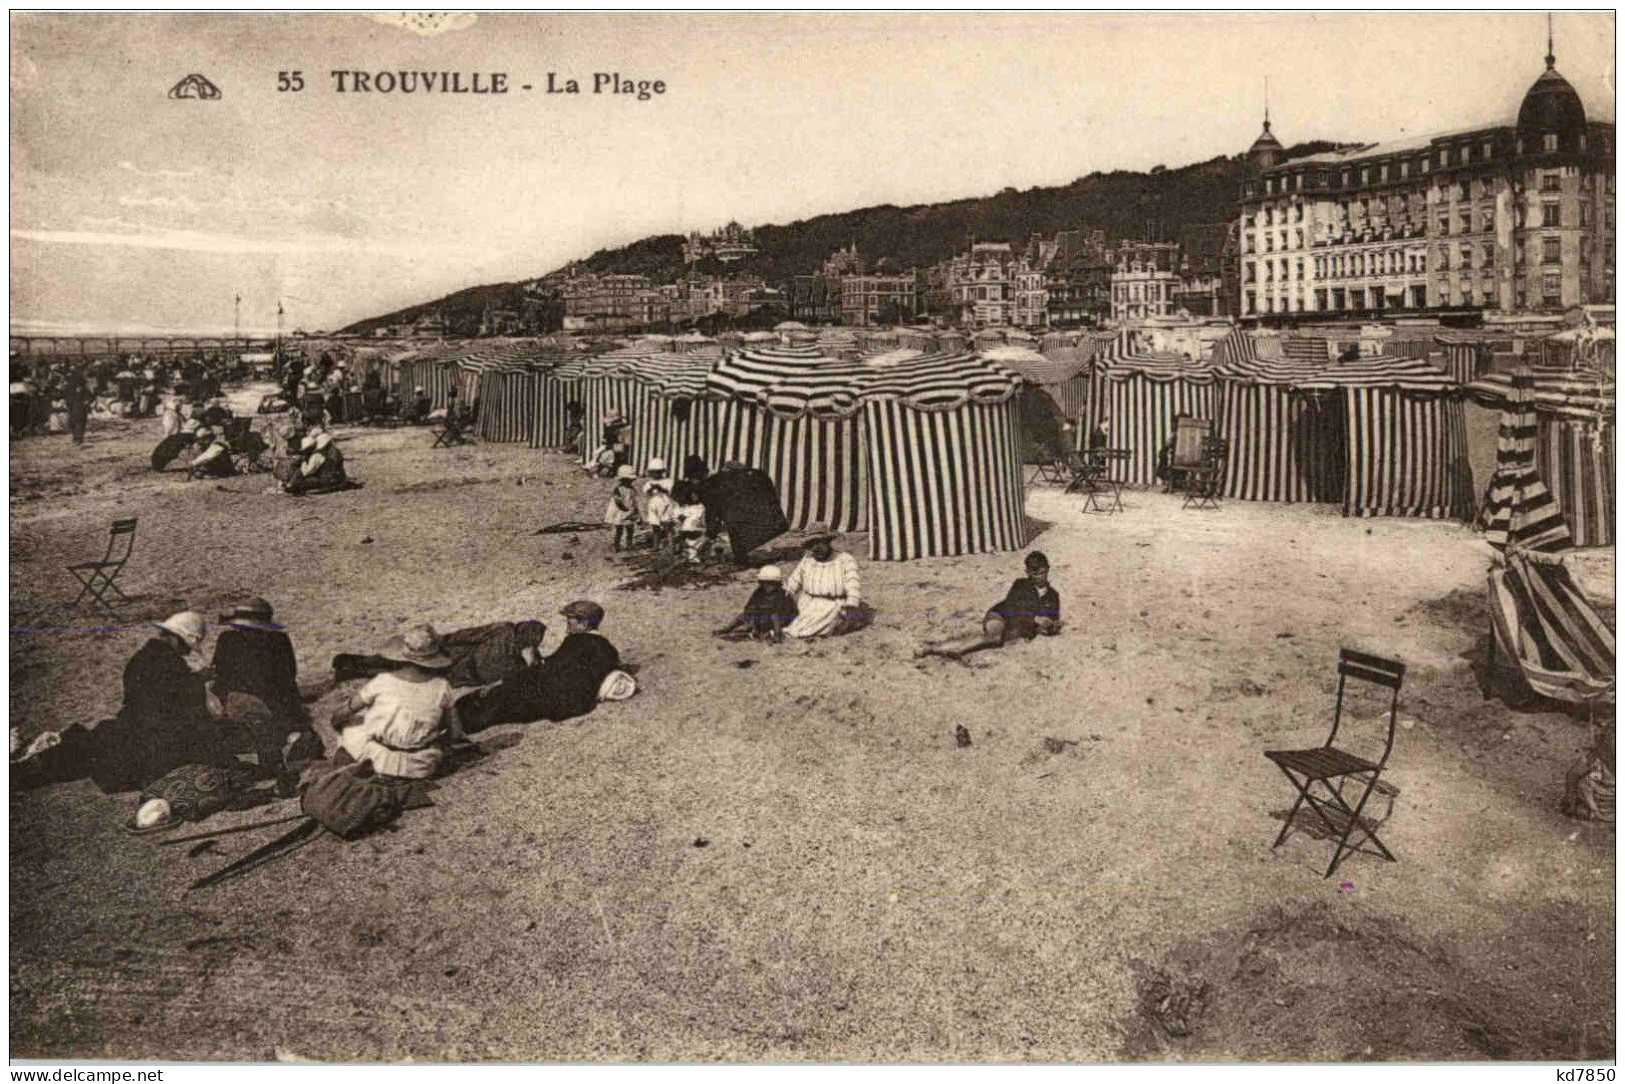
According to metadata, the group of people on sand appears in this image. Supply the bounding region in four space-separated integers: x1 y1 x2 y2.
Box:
10 353 234 444
12 594 631 828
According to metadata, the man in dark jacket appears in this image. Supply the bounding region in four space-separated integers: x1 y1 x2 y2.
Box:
456 601 620 733
700 460 791 566
210 597 318 773
89 612 253 793
65 370 91 445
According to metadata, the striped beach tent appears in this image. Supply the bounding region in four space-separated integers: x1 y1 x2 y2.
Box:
980 344 1095 454
396 341 470 411
1215 334 1476 518
705 345 871 533
614 350 717 475
857 351 1026 560
1082 343 1219 486
1488 547 1614 706
1212 332 1346 503
1468 367 1614 547
702 346 1027 559
448 342 573 443
1478 372 1573 553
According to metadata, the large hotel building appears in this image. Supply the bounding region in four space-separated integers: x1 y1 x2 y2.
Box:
1237 41 1614 319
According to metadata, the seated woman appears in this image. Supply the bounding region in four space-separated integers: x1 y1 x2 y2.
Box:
330 626 462 781
783 525 873 639
713 565 798 643
285 429 351 495
916 551 1062 660
186 425 237 479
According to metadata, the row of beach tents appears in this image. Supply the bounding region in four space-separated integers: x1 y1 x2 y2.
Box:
344 324 1612 559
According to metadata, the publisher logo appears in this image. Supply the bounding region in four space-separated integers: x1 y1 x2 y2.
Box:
168 74 222 100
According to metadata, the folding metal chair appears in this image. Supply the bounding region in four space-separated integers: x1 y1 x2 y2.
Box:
1265 648 1405 878
431 409 474 448
1028 450 1071 488
68 517 137 618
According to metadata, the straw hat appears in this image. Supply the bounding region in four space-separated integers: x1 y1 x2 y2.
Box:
219 597 280 630
615 464 637 480
646 457 666 473
802 523 837 546
154 611 207 652
376 624 453 669
757 565 784 582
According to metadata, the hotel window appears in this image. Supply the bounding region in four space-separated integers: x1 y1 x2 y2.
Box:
1462 285 1475 306
1543 237 1561 264
1543 133 1559 152
1438 248 1450 270
1581 203 1591 227
1400 161 1410 179
1460 245 1473 269
1542 272 1561 298
1438 149 1449 167
1480 178 1494 197
1245 292 1256 315
1264 207 1273 225
1482 141 1494 159
1380 164 1389 182
1515 238 1526 265
1461 145 1472 163
1458 212 1472 233
1294 204 1304 222
1314 289 1328 310
1480 210 1495 231
1420 158 1430 174
1341 171 1351 187
1542 203 1561 228
1244 235 1254 254
1437 213 1450 235
1295 229 1304 248
1265 178 1274 194
1481 243 1495 267
1541 172 1561 192
1296 260 1304 281
1361 168 1370 185
1457 180 1470 200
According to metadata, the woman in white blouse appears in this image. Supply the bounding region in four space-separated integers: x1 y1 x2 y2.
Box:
783 524 874 638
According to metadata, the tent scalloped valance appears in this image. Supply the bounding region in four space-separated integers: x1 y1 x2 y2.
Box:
708 346 1021 419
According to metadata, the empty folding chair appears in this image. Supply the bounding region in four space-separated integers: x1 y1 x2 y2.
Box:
1265 648 1405 878
67 517 137 618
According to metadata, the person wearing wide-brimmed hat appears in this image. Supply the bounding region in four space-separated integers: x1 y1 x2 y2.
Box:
285 426 351 496
783 524 872 639
332 625 462 780
456 601 621 733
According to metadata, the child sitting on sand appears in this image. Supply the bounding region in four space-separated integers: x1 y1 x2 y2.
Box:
712 566 799 643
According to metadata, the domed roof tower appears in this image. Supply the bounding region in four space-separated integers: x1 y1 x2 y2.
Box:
1517 21 1588 156
1248 116 1285 171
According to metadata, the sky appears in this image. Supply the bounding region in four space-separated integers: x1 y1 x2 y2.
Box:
9 11 1616 335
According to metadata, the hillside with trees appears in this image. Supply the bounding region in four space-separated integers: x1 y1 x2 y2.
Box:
341 141 1341 332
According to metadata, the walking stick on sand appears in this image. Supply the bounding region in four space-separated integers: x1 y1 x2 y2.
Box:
185 818 321 894
159 810 309 846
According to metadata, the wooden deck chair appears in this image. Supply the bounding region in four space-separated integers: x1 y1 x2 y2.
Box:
1486 547 1615 707
1164 414 1212 492
68 517 137 618
1265 649 1405 878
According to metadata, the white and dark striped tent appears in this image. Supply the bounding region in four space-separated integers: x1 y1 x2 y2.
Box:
1215 333 1475 519
706 344 871 533
614 350 716 476
396 342 472 410
1081 343 1219 486
704 346 1027 560
1477 372 1574 553
444 342 574 443
1467 368 1615 547
981 345 1094 422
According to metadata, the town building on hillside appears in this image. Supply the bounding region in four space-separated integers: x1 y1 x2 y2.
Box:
1171 223 1231 317
1110 242 1180 321
841 272 921 326
823 242 863 278
1013 264 1050 329
412 313 450 339
683 221 760 264
692 276 768 319
1237 37 1614 319
1044 229 1113 326
790 273 843 323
